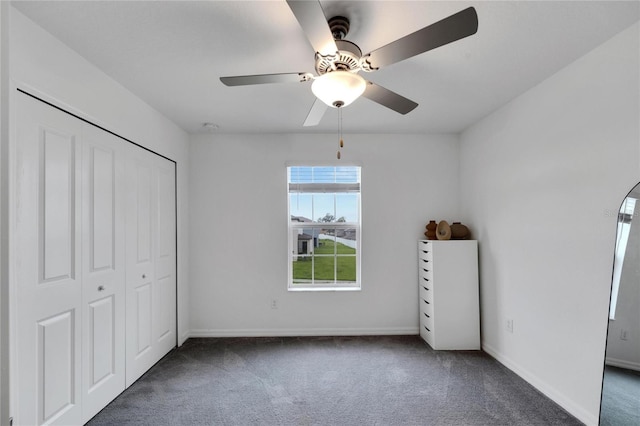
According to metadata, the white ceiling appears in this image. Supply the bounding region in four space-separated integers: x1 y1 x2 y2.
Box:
11 1 640 135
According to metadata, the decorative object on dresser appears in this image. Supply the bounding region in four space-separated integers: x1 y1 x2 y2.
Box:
417 240 480 350
450 222 470 240
436 220 451 240
425 220 437 240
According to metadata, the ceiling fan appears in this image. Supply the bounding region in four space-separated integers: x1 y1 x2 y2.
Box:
220 1 478 126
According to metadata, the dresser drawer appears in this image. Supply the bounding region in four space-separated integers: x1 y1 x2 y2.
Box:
419 283 431 301
420 310 433 330
419 267 432 283
418 245 432 261
419 321 433 344
419 296 433 316
419 257 432 271
419 265 432 280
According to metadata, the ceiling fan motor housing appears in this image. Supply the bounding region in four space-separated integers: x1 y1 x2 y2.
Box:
315 39 362 75
313 15 365 76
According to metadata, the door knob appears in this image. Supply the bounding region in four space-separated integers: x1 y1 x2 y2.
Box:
142 274 146 279
98 285 105 291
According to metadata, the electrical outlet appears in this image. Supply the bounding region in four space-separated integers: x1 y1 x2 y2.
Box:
270 299 278 310
506 319 514 333
621 329 629 341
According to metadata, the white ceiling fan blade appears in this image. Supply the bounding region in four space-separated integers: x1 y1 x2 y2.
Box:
287 0 338 56
303 98 328 127
364 7 478 70
362 81 418 115
220 72 311 86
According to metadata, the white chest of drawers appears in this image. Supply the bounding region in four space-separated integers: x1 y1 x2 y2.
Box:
418 240 480 350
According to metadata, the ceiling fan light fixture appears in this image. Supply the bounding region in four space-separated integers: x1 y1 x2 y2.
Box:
311 71 366 108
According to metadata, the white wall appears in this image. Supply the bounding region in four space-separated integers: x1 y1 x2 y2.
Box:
189 133 460 336
459 22 640 426
8 8 190 341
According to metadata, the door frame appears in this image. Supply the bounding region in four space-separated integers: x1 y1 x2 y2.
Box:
0 3 10 424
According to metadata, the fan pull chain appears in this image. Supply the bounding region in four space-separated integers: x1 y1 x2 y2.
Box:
337 107 343 160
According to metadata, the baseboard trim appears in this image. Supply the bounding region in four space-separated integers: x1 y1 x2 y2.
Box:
482 342 598 426
178 329 190 346
187 327 419 339
605 356 640 371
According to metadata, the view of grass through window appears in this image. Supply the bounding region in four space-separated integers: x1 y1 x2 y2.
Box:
292 238 356 283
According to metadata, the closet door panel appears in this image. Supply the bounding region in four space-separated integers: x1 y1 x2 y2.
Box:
125 150 157 386
134 162 153 268
15 93 83 426
41 130 76 282
156 275 173 343
135 282 153 354
154 161 176 355
125 149 176 386
90 147 114 270
81 125 126 423
38 311 76 423
87 296 115 383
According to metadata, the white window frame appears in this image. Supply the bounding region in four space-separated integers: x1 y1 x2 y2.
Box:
610 197 636 320
287 165 361 291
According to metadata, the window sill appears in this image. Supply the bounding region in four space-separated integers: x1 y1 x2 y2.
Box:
288 286 361 292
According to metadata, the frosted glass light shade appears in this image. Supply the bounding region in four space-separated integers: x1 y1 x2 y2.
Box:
311 71 366 108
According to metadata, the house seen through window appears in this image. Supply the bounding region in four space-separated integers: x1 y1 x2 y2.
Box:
288 166 361 290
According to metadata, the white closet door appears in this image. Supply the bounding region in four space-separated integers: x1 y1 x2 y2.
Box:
14 93 177 421
125 146 176 386
15 94 83 425
80 124 126 422
153 157 177 359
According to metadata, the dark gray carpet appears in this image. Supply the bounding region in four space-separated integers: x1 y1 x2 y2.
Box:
87 335 582 425
600 365 640 426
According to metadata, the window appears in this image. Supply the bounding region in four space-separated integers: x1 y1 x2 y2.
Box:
288 166 361 290
610 197 636 319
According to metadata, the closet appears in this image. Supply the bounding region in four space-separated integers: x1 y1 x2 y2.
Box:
13 92 176 425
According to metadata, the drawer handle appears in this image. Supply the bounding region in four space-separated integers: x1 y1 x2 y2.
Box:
424 325 431 332
422 259 429 263
423 312 430 318
422 268 429 273
422 250 429 254
422 286 429 291
422 298 430 305
422 277 429 282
